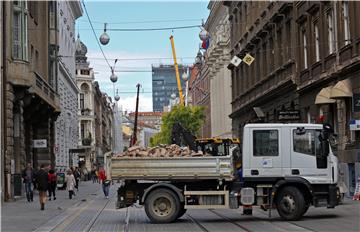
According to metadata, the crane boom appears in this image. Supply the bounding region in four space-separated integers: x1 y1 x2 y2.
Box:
169 35 184 106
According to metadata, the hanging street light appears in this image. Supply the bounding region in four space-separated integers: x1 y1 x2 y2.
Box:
199 27 210 42
182 71 188 82
99 23 110 45
195 51 203 65
110 70 118 83
114 89 120 102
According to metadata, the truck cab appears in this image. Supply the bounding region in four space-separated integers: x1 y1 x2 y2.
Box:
242 124 338 184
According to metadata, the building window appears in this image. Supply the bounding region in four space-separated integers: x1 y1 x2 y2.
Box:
302 30 308 69
80 93 84 110
314 23 320 62
343 1 350 45
253 130 279 156
327 10 335 54
12 1 28 60
80 69 90 75
81 122 85 139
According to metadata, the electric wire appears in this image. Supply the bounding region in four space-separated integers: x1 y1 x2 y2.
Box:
78 18 204 25
81 0 112 69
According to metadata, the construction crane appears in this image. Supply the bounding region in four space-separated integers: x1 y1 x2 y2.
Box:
169 35 184 106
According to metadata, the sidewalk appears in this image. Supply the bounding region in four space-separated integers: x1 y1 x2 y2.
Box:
1 180 104 232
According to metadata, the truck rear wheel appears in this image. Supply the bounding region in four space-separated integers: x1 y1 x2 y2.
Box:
177 205 187 219
145 188 180 223
276 186 306 221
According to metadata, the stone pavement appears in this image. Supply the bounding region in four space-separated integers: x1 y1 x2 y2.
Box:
1 180 106 232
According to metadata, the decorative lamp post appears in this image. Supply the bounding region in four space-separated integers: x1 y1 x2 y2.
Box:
99 23 110 45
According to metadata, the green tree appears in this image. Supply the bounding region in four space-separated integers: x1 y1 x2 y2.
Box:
150 105 205 146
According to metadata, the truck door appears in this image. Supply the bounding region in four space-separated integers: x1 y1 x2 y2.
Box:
290 128 330 183
249 128 282 177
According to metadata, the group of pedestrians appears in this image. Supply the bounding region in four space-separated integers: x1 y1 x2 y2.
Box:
22 163 82 210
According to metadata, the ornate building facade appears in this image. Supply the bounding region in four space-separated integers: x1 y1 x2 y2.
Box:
75 36 96 172
204 1 232 138
225 1 360 196
54 0 82 172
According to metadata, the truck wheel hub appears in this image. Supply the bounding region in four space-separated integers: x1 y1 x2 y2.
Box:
281 195 295 213
154 197 171 215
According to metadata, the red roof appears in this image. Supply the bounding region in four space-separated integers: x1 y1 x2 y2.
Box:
129 112 163 117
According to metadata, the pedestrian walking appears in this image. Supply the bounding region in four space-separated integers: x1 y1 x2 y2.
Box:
21 163 34 202
95 170 100 183
48 168 57 201
65 169 76 199
91 168 97 183
98 167 110 198
35 164 49 210
74 167 80 191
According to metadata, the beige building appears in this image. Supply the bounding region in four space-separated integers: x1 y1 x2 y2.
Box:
75 36 96 172
94 82 114 167
2 1 59 200
204 2 232 138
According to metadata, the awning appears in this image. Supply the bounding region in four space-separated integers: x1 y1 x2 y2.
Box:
330 79 352 98
253 107 265 118
315 87 336 104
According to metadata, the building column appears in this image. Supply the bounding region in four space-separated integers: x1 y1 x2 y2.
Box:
4 83 14 200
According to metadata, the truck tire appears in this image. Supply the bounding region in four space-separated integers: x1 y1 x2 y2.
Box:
177 205 187 219
276 186 306 221
145 188 180 223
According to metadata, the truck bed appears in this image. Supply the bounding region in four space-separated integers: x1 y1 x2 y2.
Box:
108 155 234 181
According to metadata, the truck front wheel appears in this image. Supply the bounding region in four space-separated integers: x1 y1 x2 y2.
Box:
276 186 306 221
145 188 180 223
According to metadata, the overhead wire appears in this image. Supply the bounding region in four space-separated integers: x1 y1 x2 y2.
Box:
81 0 112 69
77 18 204 25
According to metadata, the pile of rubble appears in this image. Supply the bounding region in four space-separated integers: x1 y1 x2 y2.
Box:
114 144 207 158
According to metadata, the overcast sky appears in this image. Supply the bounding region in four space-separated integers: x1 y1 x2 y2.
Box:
76 1 210 112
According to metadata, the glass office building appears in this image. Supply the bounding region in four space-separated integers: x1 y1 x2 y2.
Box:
152 64 189 112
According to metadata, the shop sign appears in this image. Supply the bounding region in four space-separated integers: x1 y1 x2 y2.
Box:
277 110 301 121
33 139 47 148
353 93 360 112
349 119 360 131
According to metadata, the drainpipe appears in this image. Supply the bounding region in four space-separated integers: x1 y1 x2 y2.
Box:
334 1 340 66
0 0 4 202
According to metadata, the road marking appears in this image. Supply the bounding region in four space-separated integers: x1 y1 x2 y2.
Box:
123 207 130 232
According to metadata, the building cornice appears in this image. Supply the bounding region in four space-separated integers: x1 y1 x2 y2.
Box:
59 60 79 94
69 0 83 19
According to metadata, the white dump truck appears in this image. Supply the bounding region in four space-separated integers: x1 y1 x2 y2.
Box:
106 124 339 223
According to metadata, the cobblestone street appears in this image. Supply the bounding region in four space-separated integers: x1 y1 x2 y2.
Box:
2 181 360 232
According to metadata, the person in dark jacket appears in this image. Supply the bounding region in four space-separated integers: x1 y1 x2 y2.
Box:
22 163 34 202
48 168 57 201
35 164 49 210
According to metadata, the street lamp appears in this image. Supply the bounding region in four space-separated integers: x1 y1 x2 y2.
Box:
110 59 118 102
99 23 110 45
110 71 118 83
114 89 120 102
195 51 203 65
199 27 210 42
182 70 189 106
